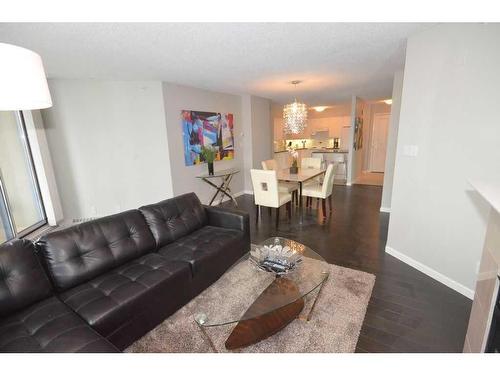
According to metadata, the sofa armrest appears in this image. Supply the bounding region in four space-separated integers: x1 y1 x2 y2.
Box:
203 205 250 234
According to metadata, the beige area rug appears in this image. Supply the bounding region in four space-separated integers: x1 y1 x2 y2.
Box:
126 261 375 353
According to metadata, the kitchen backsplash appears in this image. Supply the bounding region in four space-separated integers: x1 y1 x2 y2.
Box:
274 138 336 152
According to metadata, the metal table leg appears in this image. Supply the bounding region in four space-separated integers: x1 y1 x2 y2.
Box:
198 324 218 353
299 181 303 224
218 174 236 206
195 314 218 353
225 174 238 206
203 175 238 206
299 272 329 322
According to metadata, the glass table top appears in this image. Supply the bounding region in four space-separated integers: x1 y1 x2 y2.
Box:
196 167 240 179
276 167 326 183
194 237 330 327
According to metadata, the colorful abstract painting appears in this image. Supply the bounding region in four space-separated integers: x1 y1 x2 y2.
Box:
181 110 235 166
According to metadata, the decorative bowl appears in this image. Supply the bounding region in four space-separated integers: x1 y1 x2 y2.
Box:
249 238 303 275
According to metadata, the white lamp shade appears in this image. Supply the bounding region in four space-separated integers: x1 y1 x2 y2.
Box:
0 43 52 110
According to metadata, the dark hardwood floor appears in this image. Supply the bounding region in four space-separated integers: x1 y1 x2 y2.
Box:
221 185 472 352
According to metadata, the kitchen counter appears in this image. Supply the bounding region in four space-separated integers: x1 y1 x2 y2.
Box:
274 148 348 154
311 149 348 154
274 147 308 153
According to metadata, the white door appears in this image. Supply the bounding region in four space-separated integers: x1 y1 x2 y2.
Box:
369 113 390 172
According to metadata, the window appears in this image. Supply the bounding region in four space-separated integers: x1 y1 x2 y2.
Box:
0 111 46 243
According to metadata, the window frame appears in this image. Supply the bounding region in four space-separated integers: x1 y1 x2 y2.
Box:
0 111 47 243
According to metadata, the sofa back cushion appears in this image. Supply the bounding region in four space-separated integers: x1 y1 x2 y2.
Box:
0 239 52 318
139 192 207 248
37 210 156 292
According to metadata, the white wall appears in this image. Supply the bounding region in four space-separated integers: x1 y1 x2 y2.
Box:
386 24 500 297
41 79 173 220
241 95 253 192
249 95 273 189
380 70 404 211
162 83 244 204
242 95 273 192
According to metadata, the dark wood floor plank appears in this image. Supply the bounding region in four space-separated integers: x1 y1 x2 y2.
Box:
222 185 471 352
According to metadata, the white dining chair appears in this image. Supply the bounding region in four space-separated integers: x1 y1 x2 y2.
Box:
312 153 325 167
301 157 322 169
302 163 336 217
250 169 292 227
301 157 323 186
261 159 298 204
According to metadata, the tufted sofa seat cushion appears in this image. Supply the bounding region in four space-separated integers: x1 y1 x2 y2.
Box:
59 253 191 344
139 192 207 248
157 225 246 296
0 296 118 353
38 209 156 292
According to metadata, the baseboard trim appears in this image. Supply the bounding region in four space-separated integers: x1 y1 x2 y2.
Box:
379 206 391 213
385 246 474 299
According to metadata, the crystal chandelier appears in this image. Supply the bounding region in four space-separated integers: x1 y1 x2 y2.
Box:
283 80 308 134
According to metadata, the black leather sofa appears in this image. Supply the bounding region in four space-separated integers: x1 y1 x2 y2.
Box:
0 193 250 352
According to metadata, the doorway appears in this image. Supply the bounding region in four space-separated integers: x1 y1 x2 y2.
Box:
369 113 390 172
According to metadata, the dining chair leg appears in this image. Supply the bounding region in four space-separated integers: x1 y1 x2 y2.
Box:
275 206 280 227
316 198 320 209
321 199 326 218
286 201 291 220
328 195 333 213
255 205 259 224
268 207 272 217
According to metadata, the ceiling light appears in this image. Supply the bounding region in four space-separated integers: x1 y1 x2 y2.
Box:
383 99 392 105
312 106 329 112
283 81 308 134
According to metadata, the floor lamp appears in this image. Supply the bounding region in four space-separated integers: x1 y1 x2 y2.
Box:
0 42 53 239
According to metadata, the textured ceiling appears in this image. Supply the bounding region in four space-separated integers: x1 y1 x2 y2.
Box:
0 23 432 105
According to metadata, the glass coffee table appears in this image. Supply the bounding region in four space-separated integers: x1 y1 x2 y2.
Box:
194 237 330 351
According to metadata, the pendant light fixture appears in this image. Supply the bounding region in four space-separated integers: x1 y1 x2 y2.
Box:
283 80 308 134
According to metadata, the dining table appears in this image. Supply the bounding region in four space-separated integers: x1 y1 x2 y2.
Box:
276 167 326 224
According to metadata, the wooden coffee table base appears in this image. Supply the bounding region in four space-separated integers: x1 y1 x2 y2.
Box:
225 277 305 350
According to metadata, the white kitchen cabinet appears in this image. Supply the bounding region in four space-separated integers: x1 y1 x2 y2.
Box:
275 114 352 146
308 115 351 139
310 118 330 136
